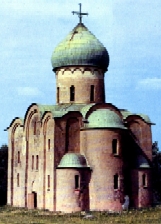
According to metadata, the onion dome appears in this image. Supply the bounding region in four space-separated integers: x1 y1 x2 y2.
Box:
57 153 89 168
51 23 109 71
87 109 126 129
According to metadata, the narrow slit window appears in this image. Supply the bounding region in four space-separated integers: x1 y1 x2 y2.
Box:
18 151 20 163
48 139 50 151
70 85 75 101
17 173 20 187
32 155 34 170
142 174 147 187
48 175 50 189
36 155 39 170
114 174 119 190
75 175 79 189
57 87 59 103
90 85 94 102
112 139 118 155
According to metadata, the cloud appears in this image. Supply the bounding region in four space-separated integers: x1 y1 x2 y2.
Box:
137 78 161 90
16 87 43 96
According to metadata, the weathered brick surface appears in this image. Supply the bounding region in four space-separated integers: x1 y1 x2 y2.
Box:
56 169 90 213
80 129 124 211
56 67 105 104
131 169 152 208
126 116 152 161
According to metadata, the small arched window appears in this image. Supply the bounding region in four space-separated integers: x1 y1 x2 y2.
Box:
48 139 51 151
36 155 39 170
70 85 75 101
17 173 20 187
142 174 147 187
75 175 80 189
66 118 80 153
48 175 50 190
32 155 34 170
112 139 118 155
114 174 119 190
57 87 60 103
18 151 20 163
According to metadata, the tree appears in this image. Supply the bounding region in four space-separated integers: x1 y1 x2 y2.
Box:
152 141 161 202
0 144 8 205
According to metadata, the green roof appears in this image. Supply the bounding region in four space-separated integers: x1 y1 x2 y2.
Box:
57 153 89 168
87 109 126 129
121 109 153 124
51 23 109 71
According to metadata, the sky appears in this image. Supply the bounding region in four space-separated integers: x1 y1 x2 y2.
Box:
0 0 161 149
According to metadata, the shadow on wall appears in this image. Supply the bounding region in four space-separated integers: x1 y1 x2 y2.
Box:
0 145 8 206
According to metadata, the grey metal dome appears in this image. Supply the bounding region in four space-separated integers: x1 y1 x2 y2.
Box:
58 153 89 168
87 109 126 129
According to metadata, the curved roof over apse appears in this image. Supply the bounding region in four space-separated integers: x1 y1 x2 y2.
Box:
81 103 122 120
86 109 126 129
51 23 109 71
80 103 96 118
23 103 55 128
57 153 90 168
121 109 154 125
6 117 24 130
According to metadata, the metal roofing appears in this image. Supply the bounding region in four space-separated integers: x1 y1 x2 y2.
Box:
9 104 153 131
57 153 89 168
37 103 86 119
87 109 126 129
120 109 153 124
80 103 95 118
51 23 109 71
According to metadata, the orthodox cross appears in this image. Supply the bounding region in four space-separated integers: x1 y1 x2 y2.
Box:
72 3 88 23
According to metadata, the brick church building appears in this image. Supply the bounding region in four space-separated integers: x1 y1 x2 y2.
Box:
7 10 153 212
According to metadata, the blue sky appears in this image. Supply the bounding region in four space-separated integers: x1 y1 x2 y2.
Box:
0 0 161 149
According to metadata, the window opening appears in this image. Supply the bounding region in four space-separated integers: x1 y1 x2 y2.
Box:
57 87 60 103
70 85 75 101
142 174 147 187
48 175 50 189
90 85 94 102
65 118 80 153
32 155 34 170
48 139 50 151
36 155 39 170
112 139 118 155
114 174 119 190
17 173 20 187
75 175 80 189
18 151 20 163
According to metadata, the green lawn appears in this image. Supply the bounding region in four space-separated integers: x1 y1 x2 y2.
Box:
0 206 161 224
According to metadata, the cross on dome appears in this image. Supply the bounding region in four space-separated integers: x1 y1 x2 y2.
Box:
72 3 88 23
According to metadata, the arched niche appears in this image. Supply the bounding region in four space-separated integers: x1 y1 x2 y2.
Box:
66 117 80 153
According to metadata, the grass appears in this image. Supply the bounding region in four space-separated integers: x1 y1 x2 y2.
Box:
0 206 161 224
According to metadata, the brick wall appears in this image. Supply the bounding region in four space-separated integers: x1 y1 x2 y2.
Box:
56 66 105 104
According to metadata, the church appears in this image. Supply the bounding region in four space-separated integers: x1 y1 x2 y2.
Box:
7 6 153 213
